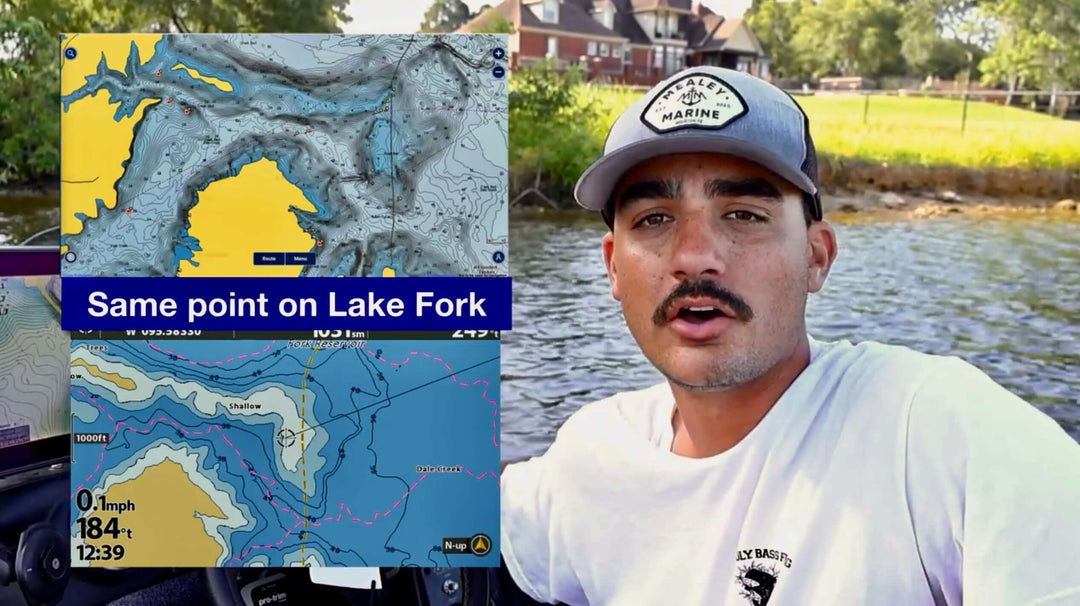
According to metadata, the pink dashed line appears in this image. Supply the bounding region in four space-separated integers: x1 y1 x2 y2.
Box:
71 385 495 566
144 341 280 367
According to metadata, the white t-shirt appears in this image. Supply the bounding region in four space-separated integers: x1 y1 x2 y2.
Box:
500 336 1080 605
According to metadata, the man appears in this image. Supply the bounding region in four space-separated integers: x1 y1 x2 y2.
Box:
499 66 1080 605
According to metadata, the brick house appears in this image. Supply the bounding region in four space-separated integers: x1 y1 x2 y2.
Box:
457 0 770 85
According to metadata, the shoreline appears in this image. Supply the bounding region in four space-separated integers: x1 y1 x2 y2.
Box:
512 189 1080 224
5 162 1079 222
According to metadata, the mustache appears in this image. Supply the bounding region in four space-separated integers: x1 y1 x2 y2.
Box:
652 280 754 325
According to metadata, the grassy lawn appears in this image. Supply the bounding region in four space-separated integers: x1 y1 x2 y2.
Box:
574 86 1080 170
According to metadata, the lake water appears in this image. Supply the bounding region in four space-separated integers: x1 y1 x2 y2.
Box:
502 211 1080 461
2 201 1078 461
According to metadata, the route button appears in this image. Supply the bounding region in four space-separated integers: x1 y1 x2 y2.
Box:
253 252 285 265
469 533 492 556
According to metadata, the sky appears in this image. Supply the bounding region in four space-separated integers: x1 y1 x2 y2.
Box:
342 0 752 34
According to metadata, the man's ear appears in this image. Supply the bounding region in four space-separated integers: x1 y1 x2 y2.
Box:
602 230 621 301
807 221 837 293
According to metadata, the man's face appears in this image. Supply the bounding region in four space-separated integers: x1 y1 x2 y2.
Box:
601 153 836 392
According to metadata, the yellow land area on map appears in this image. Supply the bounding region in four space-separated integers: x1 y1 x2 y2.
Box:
83 460 227 567
70 359 136 390
171 63 233 92
178 158 317 277
60 35 162 240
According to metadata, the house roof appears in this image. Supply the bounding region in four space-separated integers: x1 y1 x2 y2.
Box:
458 0 765 57
608 0 651 45
459 0 625 39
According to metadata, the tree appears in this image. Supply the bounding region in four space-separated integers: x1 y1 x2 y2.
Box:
0 0 351 184
898 0 992 80
419 0 472 33
0 13 60 184
745 0 811 80
791 0 905 79
470 9 515 34
508 60 597 206
980 0 1080 109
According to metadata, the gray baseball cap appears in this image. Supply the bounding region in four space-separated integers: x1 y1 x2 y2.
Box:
573 66 821 225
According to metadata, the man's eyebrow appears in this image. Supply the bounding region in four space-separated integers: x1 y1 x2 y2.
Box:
704 178 784 202
615 178 682 209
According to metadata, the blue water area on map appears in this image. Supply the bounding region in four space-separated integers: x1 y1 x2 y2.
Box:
173 227 202 269
69 338 500 567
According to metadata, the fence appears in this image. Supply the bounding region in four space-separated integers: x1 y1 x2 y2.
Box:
791 89 1080 129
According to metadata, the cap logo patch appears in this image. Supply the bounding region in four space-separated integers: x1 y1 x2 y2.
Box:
640 73 748 134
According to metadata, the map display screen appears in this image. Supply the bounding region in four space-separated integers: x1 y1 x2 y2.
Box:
59 33 508 278
59 31 508 569
0 271 69 475
69 330 500 568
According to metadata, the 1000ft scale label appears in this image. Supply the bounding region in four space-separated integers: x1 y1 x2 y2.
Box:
73 489 133 564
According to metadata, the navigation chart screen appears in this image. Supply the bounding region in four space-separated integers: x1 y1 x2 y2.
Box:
0 275 69 462
69 330 500 568
59 33 509 278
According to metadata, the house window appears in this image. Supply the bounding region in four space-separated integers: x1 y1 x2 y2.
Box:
612 45 622 60
587 41 597 56
653 46 663 68
547 36 558 59
737 57 751 73
542 0 557 23
603 8 614 29
600 43 609 57
668 13 677 36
